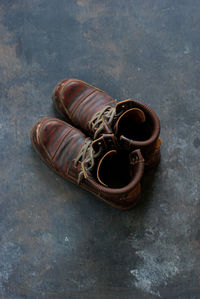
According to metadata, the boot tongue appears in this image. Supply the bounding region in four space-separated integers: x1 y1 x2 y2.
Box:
114 106 146 151
91 134 118 186
92 133 117 153
96 148 144 187
115 107 146 135
100 116 113 135
96 150 117 186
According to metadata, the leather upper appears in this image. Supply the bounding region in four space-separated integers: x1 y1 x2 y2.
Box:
52 79 116 135
30 117 144 209
31 117 86 182
52 79 161 166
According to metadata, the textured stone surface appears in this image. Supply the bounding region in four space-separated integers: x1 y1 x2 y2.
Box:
0 0 200 298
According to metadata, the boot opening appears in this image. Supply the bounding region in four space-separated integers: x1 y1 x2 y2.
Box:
116 108 153 141
95 150 133 188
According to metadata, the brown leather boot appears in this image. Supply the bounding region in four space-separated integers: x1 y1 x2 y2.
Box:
52 79 161 168
30 117 144 209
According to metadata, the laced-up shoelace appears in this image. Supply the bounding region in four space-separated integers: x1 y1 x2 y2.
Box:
88 105 116 138
74 138 102 184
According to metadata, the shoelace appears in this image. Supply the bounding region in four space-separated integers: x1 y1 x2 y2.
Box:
74 138 102 183
88 105 116 138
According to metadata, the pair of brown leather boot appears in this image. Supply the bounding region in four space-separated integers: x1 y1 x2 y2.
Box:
30 79 161 209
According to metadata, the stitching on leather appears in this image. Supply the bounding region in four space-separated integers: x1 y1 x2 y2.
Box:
37 121 53 161
57 84 72 119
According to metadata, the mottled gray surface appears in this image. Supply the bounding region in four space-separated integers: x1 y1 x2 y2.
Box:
0 0 200 298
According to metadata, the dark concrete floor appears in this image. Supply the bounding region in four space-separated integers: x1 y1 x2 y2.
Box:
0 0 200 298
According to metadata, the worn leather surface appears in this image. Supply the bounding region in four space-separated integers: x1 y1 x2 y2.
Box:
52 79 161 165
31 117 144 209
31 117 87 182
52 79 116 134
